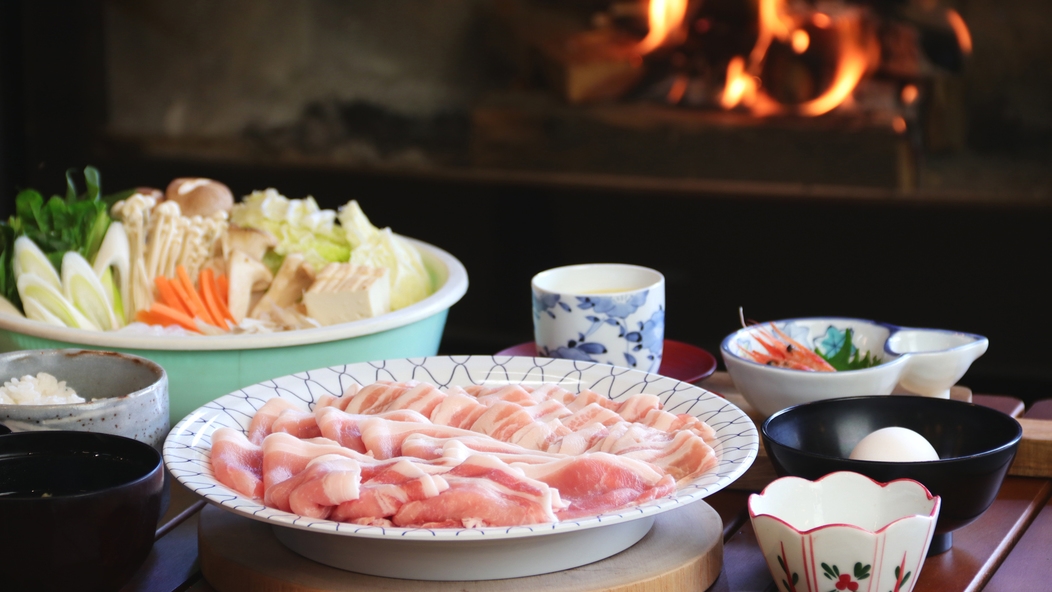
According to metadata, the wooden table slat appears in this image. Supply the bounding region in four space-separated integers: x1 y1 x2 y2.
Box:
984 491 1052 591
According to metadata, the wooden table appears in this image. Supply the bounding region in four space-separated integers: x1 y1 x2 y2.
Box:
121 376 1052 592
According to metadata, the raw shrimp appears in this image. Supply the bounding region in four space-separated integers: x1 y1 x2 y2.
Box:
740 322 836 372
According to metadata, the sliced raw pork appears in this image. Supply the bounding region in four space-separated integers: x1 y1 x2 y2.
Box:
211 427 264 499
392 455 566 528
515 452 676 520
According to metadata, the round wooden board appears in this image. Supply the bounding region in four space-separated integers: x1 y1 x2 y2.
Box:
199 501 724 592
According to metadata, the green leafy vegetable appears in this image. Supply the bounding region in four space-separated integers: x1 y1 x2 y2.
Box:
0 166 114 310
816 328 883 371
230 189 352 271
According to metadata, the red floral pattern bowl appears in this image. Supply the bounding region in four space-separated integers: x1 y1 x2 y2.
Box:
749 472 940 592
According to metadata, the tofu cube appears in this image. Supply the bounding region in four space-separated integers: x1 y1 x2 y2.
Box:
303 263 390 325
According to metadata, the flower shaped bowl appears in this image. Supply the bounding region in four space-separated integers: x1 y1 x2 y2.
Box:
762 395 1021 555
721 317 988 418
749 471 940 592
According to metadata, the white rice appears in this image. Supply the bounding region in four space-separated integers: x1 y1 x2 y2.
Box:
0 372 86 405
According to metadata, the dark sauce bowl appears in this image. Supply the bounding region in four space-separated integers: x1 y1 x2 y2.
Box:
762 395 1022 556
0 430 164 592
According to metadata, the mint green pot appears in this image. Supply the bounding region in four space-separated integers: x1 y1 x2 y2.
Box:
0 239 468 424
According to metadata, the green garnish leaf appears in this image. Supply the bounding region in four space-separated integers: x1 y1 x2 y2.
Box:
816 328 883 371
0 166 118 311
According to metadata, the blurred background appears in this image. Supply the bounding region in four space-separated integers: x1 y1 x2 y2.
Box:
1 0 1050 401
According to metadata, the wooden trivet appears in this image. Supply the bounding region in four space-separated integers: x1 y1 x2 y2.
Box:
198 500 723 592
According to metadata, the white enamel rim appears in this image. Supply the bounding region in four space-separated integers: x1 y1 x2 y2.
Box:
163 355 759 541
0 237 468 351
748 471 940 535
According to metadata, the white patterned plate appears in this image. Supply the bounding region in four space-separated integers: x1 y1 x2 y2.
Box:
164 356 758 579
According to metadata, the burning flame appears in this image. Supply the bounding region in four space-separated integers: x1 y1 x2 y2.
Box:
721 0 877 117
945 9 972 56
638 0 689 54
721 57 756 109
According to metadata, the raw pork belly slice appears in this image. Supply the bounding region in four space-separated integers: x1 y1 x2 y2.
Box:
515 452 676 520
588 422 676 455
508 417 571 451
315 383 362 411
287 454 363 519
526 383 578 405
359 417 478 459
524 398 573 422
400 434 567 465
316 406 431 453
615 393 662 423
386 382 447 417
392 455 565 528
270 408 322 440
428 390 488 429
247 398 302 444
211 427 264 499
547 422 610 456
640 408 717 440
561 403 625 431
261 433 363 509
623 429 718 482
471 384 538 407
343 381 442 415
213 379 722 528
469 400 537 442
566 390 619 412
331 459 449 523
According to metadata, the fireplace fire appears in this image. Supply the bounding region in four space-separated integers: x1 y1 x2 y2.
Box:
20 0 1042 198
474 0 974 189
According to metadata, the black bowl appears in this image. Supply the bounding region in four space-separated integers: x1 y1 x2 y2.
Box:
0 430 164 592
762 395 1021 555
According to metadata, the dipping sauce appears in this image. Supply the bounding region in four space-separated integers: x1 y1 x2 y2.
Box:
849 427 940 462
0 451 152 498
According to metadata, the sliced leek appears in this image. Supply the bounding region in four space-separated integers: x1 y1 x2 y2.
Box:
12 236 61 290
62 251 119 331
92 221 131 323
17 272 100 330
0 294 24 318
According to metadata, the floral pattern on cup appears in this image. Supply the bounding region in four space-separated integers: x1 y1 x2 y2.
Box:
533 291 664 372
749 472 939 592
820 561 870 592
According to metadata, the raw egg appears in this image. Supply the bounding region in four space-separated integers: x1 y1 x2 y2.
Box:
849 427 939 462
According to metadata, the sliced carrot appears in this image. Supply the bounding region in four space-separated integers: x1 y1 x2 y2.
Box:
170 269 213 326
216 274 229 306
154 276 191 316
209 273 235 323
142 302 202 333
198 268 229 327
135 309 162 326
177 265 219 326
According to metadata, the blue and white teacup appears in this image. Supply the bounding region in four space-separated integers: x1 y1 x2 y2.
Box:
532 264 665 373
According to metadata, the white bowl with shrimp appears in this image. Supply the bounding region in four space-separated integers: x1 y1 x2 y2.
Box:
720 317 988 418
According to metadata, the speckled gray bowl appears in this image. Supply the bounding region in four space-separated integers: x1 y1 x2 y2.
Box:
0 349 169 449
